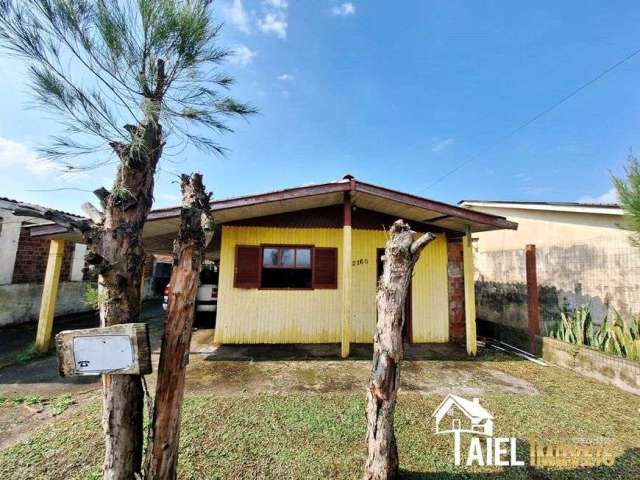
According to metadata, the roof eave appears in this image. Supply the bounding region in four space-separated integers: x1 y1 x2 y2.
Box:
356 182 518 231
30 179 519 238
460 200 622 216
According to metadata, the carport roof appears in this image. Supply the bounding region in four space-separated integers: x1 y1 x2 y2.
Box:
28 175 517 251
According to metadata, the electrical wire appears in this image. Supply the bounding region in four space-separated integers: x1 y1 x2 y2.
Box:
416 45 640 194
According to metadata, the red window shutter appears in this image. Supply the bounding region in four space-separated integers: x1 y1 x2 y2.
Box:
313 247 338 289
234 246 261 288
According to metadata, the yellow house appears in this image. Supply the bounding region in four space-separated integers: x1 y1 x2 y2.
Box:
29 175 517 357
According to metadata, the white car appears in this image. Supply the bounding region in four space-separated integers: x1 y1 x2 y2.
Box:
163 267 218 315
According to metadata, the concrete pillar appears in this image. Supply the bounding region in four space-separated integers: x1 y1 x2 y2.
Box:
341 192 352 358
35 239 66 352
463 228 477 356
0 213 21 285
70 243 87 281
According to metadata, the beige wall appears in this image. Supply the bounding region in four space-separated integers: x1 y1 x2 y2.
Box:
466 206 627 252
466 205 640 325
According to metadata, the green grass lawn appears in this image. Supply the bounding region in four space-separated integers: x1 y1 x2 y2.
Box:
0 353 638 479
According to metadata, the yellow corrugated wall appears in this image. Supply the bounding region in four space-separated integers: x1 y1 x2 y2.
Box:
215 226 343 343
215 226 449 344
351 229 386 342
351 230 449 343
411 234 450 343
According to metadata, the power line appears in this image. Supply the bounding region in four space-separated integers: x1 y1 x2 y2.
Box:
416 45 640 194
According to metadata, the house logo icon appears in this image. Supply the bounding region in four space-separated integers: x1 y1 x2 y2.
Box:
432 394 525 467
432 394 494 437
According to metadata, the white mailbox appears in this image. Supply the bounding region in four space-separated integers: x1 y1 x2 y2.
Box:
56 323 152 376
72 335 135 374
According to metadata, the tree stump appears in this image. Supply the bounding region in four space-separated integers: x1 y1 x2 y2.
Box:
145 173 214 480
363 220 435 480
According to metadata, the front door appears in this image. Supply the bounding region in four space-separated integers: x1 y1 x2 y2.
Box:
376 248 412 342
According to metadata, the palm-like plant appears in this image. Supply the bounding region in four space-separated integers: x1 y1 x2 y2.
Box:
0 2 254 478
553 306 594 346
551 307 640 361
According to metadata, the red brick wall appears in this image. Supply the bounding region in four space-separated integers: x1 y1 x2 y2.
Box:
448 240 466 343
11 226 75 284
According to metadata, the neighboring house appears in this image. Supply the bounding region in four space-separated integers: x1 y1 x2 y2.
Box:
432 394 494 436
0 197 89 326
0 197 163 327
29 176 517 356
459 200 638 343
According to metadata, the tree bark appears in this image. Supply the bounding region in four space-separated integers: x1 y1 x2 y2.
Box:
145 173 214 480
97 116 163 480
363 220 435 480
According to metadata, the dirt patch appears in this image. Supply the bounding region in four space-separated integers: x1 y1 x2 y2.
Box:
401 360 538 396
0 402 52 450
0 390 97 450
183 356 538 397
185 360 272 395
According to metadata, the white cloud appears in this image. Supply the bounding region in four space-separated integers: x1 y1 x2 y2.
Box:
331 2 356 16
278 73 294 81
578 187 619 204
222 0 251 33
257 12 288 38
229 44 256 66
431 137 455 153
0 137 59 176
264 0 287 8
222 0 290 39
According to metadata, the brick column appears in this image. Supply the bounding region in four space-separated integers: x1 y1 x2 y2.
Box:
447 240 465 343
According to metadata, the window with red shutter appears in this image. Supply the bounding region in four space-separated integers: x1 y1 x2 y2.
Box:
234 245 261 288
233 244 338 289
313 247 338 289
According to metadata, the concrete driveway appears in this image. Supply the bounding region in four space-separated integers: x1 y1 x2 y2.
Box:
0 301 166 395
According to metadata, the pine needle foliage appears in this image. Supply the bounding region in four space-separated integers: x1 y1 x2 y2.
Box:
613 154 640 247
0 0 255 164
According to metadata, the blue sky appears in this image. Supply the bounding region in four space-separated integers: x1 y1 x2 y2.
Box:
1 0 640 214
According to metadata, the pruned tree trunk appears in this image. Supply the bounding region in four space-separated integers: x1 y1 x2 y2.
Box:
363 220 435 480
96 106 164 480
145 173 214 480
15 92 165 480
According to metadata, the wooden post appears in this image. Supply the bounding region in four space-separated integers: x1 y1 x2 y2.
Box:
35 239 66 353
526 244 540 354
341 191 352 359
462 227 477 356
